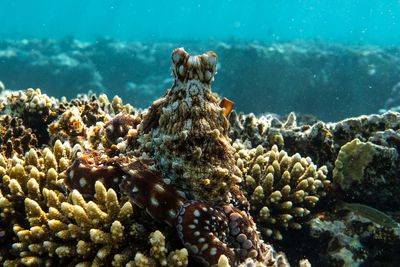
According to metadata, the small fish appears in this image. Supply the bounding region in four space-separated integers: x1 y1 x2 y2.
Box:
219 97 234 117
337 201 399 228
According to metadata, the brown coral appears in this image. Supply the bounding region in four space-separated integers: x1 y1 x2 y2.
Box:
0 115 38 157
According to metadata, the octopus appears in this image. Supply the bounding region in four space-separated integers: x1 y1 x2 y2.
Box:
65 48 273 266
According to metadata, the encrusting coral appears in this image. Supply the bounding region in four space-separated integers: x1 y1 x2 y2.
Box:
332 138 374 190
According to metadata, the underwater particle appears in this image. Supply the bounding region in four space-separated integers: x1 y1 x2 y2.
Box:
333 138 374 190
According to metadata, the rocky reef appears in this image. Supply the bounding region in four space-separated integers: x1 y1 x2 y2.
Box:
2 38 400 121
0 47 399 267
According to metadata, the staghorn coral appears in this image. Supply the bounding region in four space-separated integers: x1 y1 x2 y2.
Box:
0 88 137 151
0 143 187 266
48 106 88 144
229 111 336 169
234 142 330 240
0 115 38 157
49 93 137 149
230 111 400 208
0 88 59 144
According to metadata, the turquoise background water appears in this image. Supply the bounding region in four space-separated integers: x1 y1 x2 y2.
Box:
1 0 400 44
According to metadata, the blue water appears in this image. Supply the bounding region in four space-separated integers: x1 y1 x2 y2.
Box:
1 0 400 44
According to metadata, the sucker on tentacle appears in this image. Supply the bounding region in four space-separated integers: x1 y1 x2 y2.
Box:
176 200 234 266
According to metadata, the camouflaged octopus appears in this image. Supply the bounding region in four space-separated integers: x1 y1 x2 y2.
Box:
65 48 270 266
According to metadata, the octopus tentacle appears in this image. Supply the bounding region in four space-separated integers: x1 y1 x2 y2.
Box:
119 160 185 226
229 185 250 212
177 200 267 266
222 204 266 262
104 113 141 143
66 153 268 266
176 200 235 266
64 151 125 197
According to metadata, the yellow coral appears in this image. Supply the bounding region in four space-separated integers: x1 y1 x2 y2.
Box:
0 141 185 266
234 142 330 240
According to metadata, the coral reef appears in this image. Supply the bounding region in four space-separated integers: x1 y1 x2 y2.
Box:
228 109 400 265
0 45 399 267
0 89 186 266
0 115 38 157
1 48 290 267
65 48 277 266
308 211 400 266
0 139 186 266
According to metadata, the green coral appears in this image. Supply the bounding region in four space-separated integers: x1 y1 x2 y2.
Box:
333 138 374 190
234 142 331 240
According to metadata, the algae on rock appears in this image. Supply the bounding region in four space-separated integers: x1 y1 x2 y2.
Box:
333 138 374 190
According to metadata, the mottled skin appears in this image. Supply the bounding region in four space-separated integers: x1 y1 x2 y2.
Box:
65 48 269 266
140 48 237 205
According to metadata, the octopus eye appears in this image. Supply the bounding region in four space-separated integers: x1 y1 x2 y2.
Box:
172 47 188 64
206 51 218 68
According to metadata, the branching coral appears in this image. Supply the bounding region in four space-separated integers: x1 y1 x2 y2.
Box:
2 45 399 266
234 142 330 240
0 115 38 157
0 143 187 266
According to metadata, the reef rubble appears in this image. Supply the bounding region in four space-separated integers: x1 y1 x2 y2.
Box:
0 48 399 267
